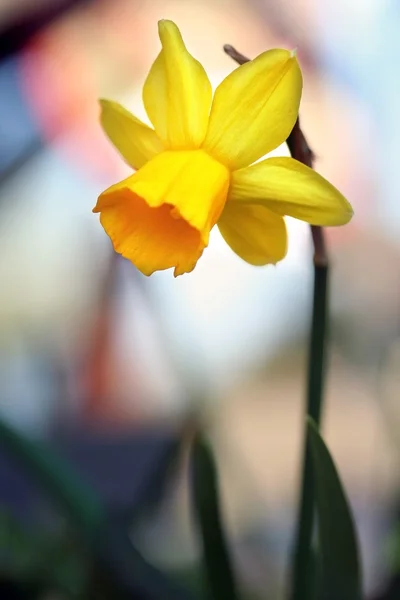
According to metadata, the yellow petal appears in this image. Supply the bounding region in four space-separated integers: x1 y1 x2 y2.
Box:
202 49 302 170
142 20 212 149
229 157 353 226
100 99 164 170
93 150 230 276
122 150 230 243
218 202 287 266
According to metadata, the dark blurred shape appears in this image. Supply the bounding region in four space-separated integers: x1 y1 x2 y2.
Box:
0 0 90 60
369 502 400 600
0 578 40 600
55 429 180 522
370 575 400 600
0 420 194 600
0 428 180 525
0 0 97 180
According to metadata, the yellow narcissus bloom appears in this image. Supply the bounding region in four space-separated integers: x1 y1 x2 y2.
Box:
94 20 353 277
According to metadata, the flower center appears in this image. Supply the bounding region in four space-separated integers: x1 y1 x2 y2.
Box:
130 149 230 243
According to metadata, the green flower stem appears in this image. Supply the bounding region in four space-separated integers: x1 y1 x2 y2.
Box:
223 44 330 600
287 121 329 600
289 251 328 600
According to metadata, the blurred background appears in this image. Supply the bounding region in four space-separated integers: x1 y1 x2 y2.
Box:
0 0 399 598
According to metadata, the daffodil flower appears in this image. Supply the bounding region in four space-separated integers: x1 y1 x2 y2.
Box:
94 20 352 277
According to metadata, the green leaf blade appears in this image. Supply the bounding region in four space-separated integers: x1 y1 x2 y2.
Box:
191 433 239 600
307 418 362 600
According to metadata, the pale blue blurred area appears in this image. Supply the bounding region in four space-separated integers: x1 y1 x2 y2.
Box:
316 0 400 239
0 57 41 174
145 227 313 392
0 142 106 432
0 143 105 321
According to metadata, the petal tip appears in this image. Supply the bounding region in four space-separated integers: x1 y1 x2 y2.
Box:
340 200 354 224
290 47 298 58
98 98 112 120
158 19 179 38
98 98 110 111
92 193 105 213
173 263 195 277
